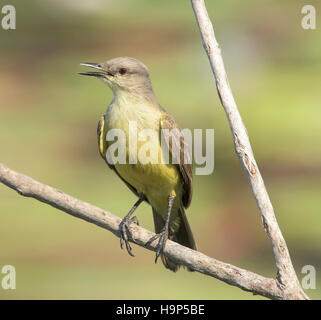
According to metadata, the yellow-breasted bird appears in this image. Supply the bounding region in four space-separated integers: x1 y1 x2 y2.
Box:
79 57 196 271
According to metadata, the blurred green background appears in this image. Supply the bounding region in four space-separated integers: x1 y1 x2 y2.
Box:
0 0 320 299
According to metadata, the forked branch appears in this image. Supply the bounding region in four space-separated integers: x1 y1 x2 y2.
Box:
191 0 308 299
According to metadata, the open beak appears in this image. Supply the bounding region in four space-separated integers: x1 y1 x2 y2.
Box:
78 62 109 78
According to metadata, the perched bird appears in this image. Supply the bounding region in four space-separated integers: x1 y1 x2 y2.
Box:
79 57 196 271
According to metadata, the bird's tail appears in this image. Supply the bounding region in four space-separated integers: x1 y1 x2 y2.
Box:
152 206 197 272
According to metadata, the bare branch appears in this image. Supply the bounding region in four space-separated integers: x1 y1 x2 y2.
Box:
1 162 286 299
190 0 308 300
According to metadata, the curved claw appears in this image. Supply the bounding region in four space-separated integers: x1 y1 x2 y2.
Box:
145 229 169 263
118 194 145 257
119 219 135 257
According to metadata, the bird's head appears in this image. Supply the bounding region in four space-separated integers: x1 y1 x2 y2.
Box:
79 57 152 95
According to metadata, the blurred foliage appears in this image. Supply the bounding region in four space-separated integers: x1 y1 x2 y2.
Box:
0 0 320 299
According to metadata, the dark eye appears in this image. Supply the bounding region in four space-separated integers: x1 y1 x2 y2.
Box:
119 67 127 75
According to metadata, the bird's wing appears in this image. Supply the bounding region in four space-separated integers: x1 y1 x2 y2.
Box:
97 115 140 198
160 112 193 208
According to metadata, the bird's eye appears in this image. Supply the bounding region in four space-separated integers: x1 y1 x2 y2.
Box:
119 68 127 75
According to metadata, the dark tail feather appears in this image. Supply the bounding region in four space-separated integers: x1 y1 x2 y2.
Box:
152 206 197 272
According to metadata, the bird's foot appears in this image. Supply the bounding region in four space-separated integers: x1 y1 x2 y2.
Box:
145 228 169 263
119 216 139 256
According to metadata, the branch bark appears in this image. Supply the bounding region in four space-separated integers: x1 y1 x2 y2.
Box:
191 0 308 300
0 163 290 299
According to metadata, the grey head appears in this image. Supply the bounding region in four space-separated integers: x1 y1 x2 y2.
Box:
79 57 154 96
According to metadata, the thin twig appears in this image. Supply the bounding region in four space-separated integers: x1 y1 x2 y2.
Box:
190 0 308 300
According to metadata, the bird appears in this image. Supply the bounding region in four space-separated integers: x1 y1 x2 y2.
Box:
79 57 196 271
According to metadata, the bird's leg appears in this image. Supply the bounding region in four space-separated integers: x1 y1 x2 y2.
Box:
146 195 175 263
119 193 145 256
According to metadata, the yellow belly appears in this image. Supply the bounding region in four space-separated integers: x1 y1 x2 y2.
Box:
115 159 182 219
104 100 183 226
